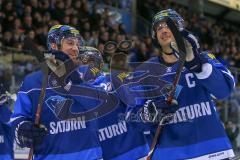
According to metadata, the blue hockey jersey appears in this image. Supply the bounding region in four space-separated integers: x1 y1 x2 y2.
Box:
0 104 13 160
11 70 103 160
92 75 150 160
144 52 235 160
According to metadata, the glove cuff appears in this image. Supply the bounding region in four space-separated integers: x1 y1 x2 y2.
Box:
15 121 31 147
184 54 203 73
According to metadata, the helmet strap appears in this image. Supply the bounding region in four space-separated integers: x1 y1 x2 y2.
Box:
57 43 61 50
162 51 173 55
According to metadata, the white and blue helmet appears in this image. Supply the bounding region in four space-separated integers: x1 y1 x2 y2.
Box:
79 46 104 71
152 9 184 39
47 25 84 50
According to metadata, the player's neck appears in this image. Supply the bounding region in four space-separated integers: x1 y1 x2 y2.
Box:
161 47 178 64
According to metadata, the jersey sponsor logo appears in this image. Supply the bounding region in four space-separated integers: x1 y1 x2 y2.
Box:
207 53 216 59
98 121 128 141
206 53 221 65
167 101 212 124
117 72 129 82
189 149 235 160
208 151 224 158
166 67 172 73
100 82 112 91
0 135 4 143
49 117 86 134
90 67 100 76
46 95 73 119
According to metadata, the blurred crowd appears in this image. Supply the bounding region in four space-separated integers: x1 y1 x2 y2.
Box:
0 0 240 153
138 0 240 68
217 90 240 152
1 0 240 67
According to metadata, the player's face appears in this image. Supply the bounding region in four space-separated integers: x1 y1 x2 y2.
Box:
60 37 80 62
156 21 176 48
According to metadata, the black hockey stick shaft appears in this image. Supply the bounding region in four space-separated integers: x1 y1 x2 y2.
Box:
166 19 186 104
146 123 163 160
146 18 187 160
28 63 49 160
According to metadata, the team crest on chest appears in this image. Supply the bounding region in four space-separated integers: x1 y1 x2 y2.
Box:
166 67 172 73
46 95 73 119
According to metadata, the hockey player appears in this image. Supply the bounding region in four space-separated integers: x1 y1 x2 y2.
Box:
139 9 236 160
92 67 151 160
10 25 103 160
0 85 14 160
54 47 151 160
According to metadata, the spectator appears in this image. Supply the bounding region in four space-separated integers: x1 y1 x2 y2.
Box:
23 15 33 31
51 1 65 22
90 4 102 30
2 31 13 46
129 41 150 63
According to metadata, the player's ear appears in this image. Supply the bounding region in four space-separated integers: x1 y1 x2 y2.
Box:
51 43 58 50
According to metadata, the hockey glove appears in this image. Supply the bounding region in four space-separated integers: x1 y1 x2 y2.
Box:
45 50 84 87
0 84 10 106
44 50 73 77
15 121 47 148
180 29 200 54
170 30 204 73
180 30 204 73
66 70 84 85
0 93 9 106
139 99 178 123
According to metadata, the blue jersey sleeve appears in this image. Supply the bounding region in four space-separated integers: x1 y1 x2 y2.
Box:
194 52 235 99
11 90 33 124
10 71 42 128
0 106 14 160
0 105 12 124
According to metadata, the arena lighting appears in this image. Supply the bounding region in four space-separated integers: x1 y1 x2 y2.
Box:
208 0 240 11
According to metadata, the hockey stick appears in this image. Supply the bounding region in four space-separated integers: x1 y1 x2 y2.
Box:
28 62 49 160
146 18 187 160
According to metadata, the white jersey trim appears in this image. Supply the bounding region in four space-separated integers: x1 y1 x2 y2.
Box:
10 116 25 123
138 156 147 160
195 63 212 80
221 69 236 88
18 86 60 94
187 149 235 160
